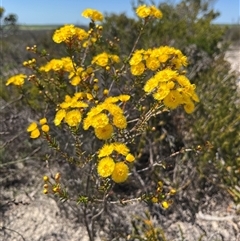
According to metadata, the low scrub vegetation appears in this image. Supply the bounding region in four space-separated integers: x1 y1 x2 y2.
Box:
1 0 239 240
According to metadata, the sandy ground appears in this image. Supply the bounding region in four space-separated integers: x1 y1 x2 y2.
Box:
225 45 240 74
225 44 240 89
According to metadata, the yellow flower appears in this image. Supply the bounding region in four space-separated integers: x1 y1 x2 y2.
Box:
40 59 64 72
91 113 109 129
59 95 72 109
111 162 129 183
53 25 69 43
183 99 195 114
109 54 120 63
146 57 160 71
163 90 183 109
104 103 123 116
126 153 135 162
6 74 26 86
41 124 50 132
54 109 66 126
113 114 127 129
113 142 129 156
94 124 113 140
104 96 119 103
130 62 145 75
98 143 114 158
30 128 41 139
69 67 84 86
177 82 199 103
39 118 47 125
52 25 88 44
76 28 89 41
70 75 81 86
71 100 88 109
62 57 75 72
153 85 170 101
83 117 92 130
176 75 191 87
136 5 151 18
154 69 178 83
64 109 82 127
91 52 109 67
59 94 89 109
129 51 143 65
118 95 130 102
150 6 163 19
161 201 169 209
171 49 188 68
82 8 103 21
27 122 38 132
144 76 159 93
97 157 115 177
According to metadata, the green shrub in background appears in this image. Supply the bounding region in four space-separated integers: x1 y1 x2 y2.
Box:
103 0 240 203
191 56 240 202
0 6 18 35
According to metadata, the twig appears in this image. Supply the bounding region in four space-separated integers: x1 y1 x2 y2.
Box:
0 226 26 241
0 94 23 110
196 211 237 221
0 146 41 167
0 130 25 148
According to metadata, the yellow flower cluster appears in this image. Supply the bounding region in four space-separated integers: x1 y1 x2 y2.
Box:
129 46 187 76
82 8 103 22
144 71 199 113
97 142 135 183
40 57 74 72
40 57 94 86
27 117 50 139
54 92 90 127
83 95 130 140
6 74 26 86
69 67 93 86
91 52 120 67
129 46 198 113
52 25 89 44
136 5 163 19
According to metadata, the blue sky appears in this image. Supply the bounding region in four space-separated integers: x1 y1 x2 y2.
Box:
1 0 240 25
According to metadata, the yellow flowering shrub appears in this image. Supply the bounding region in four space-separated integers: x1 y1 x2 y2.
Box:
5 5 200 240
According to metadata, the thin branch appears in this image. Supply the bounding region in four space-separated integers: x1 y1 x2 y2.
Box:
0 94 23 110
0 226 26 241
0 130 25 148
196 211 237 221
0 146 41 167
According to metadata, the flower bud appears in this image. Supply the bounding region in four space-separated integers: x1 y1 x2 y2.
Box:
43 175 49 182
55 172 61 181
